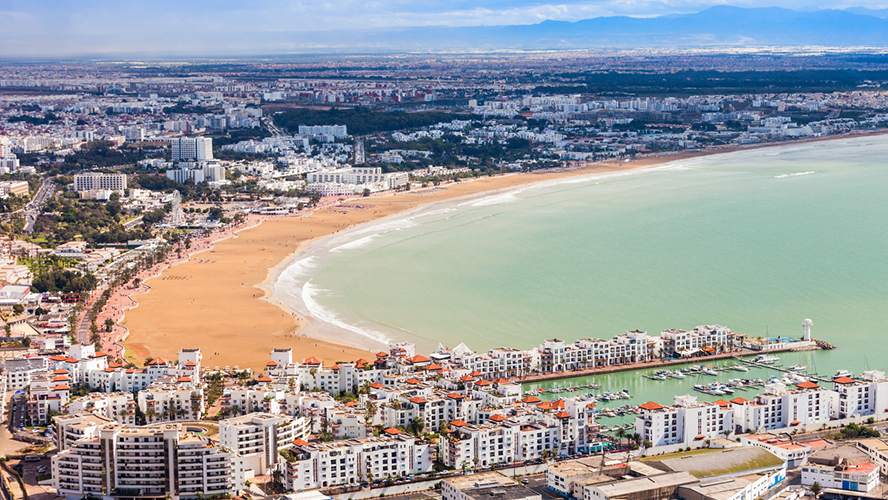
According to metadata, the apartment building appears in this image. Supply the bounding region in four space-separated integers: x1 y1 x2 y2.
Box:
52 423 244 500
137 382 205 423
26 373 70 425
54 413 113 451
6 356 49 391
833 370 888 419
171 137 213 161
219 412 310 475
65 392 136 425
635 395 727 448
732 381 834 433
284 429 432 489
73 173 127 192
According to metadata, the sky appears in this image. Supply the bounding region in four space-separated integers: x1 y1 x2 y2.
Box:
1 0 887 58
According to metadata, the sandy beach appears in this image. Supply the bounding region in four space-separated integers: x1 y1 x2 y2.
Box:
121 132 885 372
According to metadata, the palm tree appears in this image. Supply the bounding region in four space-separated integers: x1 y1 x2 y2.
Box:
810 482 822 498
615 427 628 450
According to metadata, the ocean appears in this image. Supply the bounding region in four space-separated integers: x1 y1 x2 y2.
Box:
270 135 888 410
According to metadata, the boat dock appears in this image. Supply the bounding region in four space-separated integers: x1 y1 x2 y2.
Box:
734 356 835 383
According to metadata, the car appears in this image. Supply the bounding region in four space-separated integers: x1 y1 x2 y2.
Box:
36 466 47 473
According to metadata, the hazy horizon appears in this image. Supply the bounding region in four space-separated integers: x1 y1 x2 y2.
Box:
4 1 888 58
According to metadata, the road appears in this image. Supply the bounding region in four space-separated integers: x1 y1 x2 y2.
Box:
24 178 55 234
262 116 287 137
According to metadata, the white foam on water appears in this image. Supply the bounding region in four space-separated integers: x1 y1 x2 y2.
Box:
774 171 815 179
302 281 391 345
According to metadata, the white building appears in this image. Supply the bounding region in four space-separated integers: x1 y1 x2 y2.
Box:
171 137 213 161
73 173 127 193
298 125 348 138
219 412 310 476
52 422 244 500
801 461 879 493
635 395 729 448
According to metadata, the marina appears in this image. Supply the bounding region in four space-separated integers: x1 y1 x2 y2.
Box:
522 351 868 429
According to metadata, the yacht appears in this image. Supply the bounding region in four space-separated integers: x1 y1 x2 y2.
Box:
671 370 686 379
753 355 780 364
703 367 719 376
788 364 806 372
834 369 852 379
732 364 749 372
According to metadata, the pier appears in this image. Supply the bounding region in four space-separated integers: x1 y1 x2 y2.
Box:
734 357 835 384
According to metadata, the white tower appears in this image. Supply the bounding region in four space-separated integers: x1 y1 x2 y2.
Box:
802 318 813 341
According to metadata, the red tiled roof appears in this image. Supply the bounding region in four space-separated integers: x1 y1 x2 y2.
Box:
93 352 108 357
713 399 732 408
450 420 468 427
730 397 749 405
370 382 385 389
52 376 69 382
52 385 70 391
639 401 664 411
147 357 167 365
474 380 491 386
176 376 192 383
409 355 431 363
257 376 273 382
469 371 483 377
53 369 68 374
796 381 820 389
521 396 542 404
834 376 856 384
331 364 340 370
103 368 116 373
537 401 557 410
344 401 359 407
293 438 310 446
50 355 67 361
108 363 123 368
266 361 279 366
405 378 422 384
554 411 571 418
376 351 388 357
447 393 464 399
460 375 474 382
489 414 507 421
427 364 442 371
410 397 428 404
303 356 322 365
384 428 403 435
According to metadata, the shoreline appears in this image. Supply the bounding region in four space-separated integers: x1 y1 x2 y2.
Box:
122 131 886 372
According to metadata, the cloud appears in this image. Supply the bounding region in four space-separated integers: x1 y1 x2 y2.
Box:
1 0 887 57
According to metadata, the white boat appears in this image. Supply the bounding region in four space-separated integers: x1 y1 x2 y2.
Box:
753 355 780 364
703 367 719 376
788 364 806 372
671 371 686 379
707 388 726 395
732 364 749 372
834 369 852 379
719 386 734 394
693 384 706 392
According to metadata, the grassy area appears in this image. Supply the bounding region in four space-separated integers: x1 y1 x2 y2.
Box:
641 448 716 461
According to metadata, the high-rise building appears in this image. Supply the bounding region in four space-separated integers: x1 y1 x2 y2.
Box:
52 422 244 500
171 137 213 161
73 173 127 192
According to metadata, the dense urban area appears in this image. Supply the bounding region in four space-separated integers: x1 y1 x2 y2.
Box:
1 51 888 500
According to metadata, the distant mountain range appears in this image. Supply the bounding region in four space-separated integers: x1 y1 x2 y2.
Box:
301 6 888 49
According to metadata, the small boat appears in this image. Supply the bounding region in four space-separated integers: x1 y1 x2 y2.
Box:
703 367 718 376
693 384 706 392
732 364 749 372
788 364 806 372
720 386 734 394
707 388 725 395
671 371 686 379
834 369 852 379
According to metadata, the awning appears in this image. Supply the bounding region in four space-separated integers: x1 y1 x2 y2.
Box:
790 421 801 426
694 434 706 440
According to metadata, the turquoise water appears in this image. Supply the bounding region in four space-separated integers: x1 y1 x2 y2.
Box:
272 136 888 408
